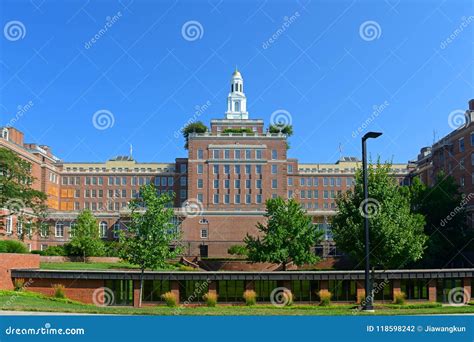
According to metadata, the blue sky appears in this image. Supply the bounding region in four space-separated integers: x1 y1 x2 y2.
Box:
0 0 472 164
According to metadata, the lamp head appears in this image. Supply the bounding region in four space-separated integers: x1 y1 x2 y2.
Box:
362 132 383 140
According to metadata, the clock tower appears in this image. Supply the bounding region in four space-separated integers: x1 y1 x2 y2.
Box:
225 68 249 120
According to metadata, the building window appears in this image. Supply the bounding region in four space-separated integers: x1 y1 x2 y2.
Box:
197 164 203 174
300 178 305 186
113 222 120 238
224 165 230 174
245 150 251 159
256 150 262 159
459 137 465 152
235 194 241 204
256 180 262 189
235 165 241 174
235 180 241 189
272 179 277 189
200 229 208 238
213 165 219 174
1 128 9 140
213 179 219 188
471 133 474 146
197 193 203 203
16 219 23 235
224 149 230 159
256 194 262 204
235 150 241 159
213 150 220 159
246 194 251 204
245 179 251 189
288 178 293 186
288 190 293 198
461 177 465 187
197 179 203 189
256 165 262 174
245 165 251 174
224 179 230 189
55 222 64 237
5 216 12 234
271 149 277 160
288 164 293 174
271 165 277 174
224 194 230 204
460 158 465 170
213 194 219 204
197 149 204 159
100 221 107 238
471 153 474 166
180 164 187 173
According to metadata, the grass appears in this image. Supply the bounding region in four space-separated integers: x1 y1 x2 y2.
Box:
1 291 474 316
39 262 184 271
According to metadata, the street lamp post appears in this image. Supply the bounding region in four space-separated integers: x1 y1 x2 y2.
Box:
361 131 382 311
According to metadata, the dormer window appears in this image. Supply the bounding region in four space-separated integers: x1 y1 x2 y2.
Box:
1 128 8 140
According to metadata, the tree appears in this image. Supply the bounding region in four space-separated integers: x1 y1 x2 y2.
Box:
244 197 322 270
182 121 208 149
407 173 474 267
0 147 47 232
68 210 104 260
269 124 293 136
331 161 427 269
119 185 181 307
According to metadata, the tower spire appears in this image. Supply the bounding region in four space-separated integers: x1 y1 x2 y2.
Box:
225 69 248 120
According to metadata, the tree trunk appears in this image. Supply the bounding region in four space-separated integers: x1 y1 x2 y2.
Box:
282 261 287 271
139 268 144 308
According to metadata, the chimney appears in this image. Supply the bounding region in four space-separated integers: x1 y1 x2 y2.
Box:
469 99 474 111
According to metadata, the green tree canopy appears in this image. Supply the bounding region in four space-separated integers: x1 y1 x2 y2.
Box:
119 185 181 306
182 121 208 149
0 147 47 232
68 210 105 259
331 161 427 269
245 197 323 270
407 173 474 267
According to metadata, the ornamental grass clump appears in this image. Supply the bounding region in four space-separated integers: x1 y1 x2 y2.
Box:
243 290 257 306
161 291 178 307
393 291 406 305
203 292 218 307
318 289 332 306
52 284 66 299
13 278 25 291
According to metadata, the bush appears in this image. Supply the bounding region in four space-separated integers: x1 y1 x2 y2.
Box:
52 284 66 299
161 291 178 307
30 250 45 255
178 265 196 271
393 291 406 305
103 241 122 257
203 292 218 307
13 278 25 291
43 245 66 256
318 289 332 306
227 245 248 257
0 240 28 254
243 290 257 306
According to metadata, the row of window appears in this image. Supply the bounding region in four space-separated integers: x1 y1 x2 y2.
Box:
197 149 277 160
197 193 265 204
458 132 474 153
62 176 184 187
197 179 277 189
288 177 355 187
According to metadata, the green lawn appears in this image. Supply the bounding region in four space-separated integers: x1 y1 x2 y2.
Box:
39 262 186 271
2 291 474 315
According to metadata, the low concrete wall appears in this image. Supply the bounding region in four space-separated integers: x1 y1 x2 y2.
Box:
0 253 40 290
39 256 121 263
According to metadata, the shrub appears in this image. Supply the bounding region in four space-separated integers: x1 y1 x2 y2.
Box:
43 245 66 256
318 289 332 306
0 240 28 253
13 278 25 291
243 290 257 306
227 245 248 257
161 291 178 307
179 265 196 271
103 241 122 257
203 292 218 307
30 250 45 255
393 291 406 305
52 284 66 299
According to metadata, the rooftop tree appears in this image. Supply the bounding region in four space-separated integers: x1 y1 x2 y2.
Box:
245 197 323 270
119 185 181 307
182 121 208 149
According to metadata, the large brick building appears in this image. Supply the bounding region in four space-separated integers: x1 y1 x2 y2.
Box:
1 70 412 257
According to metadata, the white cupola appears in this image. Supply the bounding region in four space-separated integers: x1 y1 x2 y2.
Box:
225 68 249 120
